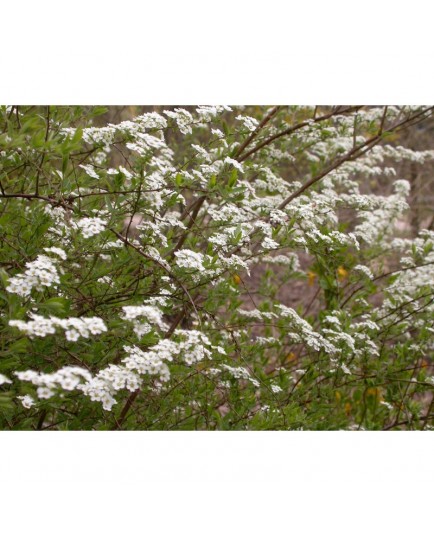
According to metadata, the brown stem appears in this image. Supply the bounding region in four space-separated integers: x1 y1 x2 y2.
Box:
277 135 380 210
234 105 281 159
238 106 362 162
167 196 207 259
112 299 195 430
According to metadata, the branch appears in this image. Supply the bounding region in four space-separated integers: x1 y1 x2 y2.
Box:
237 106 363 162
234 105 281 159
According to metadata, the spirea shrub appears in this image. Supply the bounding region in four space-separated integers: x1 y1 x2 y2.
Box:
1 104 434 430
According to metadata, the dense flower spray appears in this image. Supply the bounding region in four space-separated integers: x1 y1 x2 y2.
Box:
1 104 434 430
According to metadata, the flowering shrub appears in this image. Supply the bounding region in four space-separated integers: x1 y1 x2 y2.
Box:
1 104 434 430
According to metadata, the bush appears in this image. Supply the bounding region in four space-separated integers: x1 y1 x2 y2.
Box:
1 104 434 430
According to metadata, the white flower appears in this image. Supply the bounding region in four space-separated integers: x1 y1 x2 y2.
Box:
16 366 93 402
19 331 213 412
164 108 194 135
341 363 351 375
6 255 60 296
135 111 167 129
211 128 224 138
79 164 100 179
276 305 337 354
196 105 231 120
65 329 80 342
97 276 113 286
78 125 115 146
236 115 259 132
121 304 168 337
191 144 212 162
353 265 373 279
9 314 107 340
174 249 206 272
37 386 55 399
17 395 35 409
9 316 56 338
221 365 259 387
15 371 39 382
261 237 279 250
44 247 67 260
394 179 411 196
76 217 106 238
0 374 12 385
224 157 244 173
175 330 212 365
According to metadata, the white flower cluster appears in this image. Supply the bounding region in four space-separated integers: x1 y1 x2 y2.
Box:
174 329 213 365
196 105 231 121
127 133 166 156
9 314 108 341
208 223 252 252
6 255 61 297
44 205 74 239
260 253 300 270
174 249 206 272
192 144 212 162
102 240 124 249
322 329 356 352
321 312 380 362
224 157 244 173
63 111 171 152
76 217 106 238
123 341 174 378
43 247 67 260
381 251 434 315
15 367 93 400
17 394 35 409
97 276 113 286
236 115 259 132
122 304 169 337
164 108 194 135
261 236 279 250
77 330 213 410
338 180 411 246
238 308 274 320
83 125 116 146
217 254 251 276
79 364 142 411
79 164 100 179
135 111 168 130
136 219 169 247
13 329 214 411
144 246 172 271
276 305 337 354
353 264 373 279
221 364 260 387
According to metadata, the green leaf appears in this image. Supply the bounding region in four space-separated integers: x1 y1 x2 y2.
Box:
36 297 70 315
72 127 83 143
7 338 30 354
228 168 238 188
